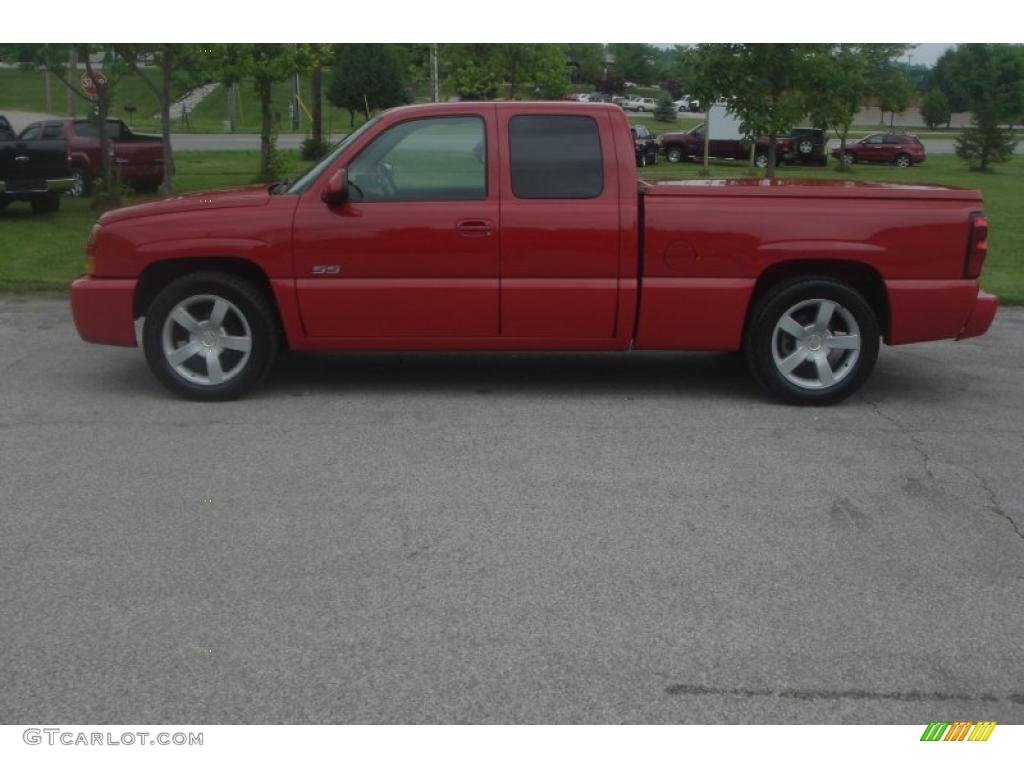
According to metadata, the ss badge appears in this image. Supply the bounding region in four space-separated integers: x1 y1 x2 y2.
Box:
311 265 340 275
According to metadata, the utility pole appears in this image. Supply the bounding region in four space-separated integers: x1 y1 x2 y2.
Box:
431 44 440 103
227 83 237 132
67 47 78 117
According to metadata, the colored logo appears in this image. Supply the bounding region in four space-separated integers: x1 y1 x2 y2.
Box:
920 721 996 741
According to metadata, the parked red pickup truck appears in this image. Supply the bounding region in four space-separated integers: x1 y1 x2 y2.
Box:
70 102 996 405
660 123 792 167
18 118 163 196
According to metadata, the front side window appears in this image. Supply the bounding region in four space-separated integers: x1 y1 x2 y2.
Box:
346 116 486 202
863 134 885 144
508 115 603 199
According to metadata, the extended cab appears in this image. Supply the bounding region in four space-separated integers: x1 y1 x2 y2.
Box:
69 102 997 405
19 118 164 196
0 115 74 213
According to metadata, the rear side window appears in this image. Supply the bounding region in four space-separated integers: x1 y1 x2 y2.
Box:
509 115 603 199
42 124 62 139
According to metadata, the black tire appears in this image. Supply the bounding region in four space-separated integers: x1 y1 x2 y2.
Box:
648 149 658 165
0 197 10 210
638 152 647 167
894 153 912 168
754 152 770 169
666 145 684 163
30 193 61 214
743 277 880 406
142 271 280 401
68 166 92 197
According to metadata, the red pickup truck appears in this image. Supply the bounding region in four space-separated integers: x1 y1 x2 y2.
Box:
18 118 163 196
70 102 996 405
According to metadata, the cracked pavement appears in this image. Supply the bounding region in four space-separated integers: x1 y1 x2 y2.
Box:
1 296 1022 723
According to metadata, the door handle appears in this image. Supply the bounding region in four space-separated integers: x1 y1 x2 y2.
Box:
456 219 494 238
14 155 30 163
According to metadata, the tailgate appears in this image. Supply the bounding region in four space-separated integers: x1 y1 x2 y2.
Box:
112 138 163 166
0 139 68 185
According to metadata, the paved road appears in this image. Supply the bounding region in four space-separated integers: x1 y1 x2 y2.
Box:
1 296 1022 724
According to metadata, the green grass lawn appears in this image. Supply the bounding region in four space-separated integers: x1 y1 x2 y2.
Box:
1 150 1020 304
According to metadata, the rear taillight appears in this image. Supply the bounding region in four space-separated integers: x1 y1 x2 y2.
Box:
965 213 988 279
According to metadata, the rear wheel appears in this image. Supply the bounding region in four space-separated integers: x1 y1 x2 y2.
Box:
894 153 912 168
68 167 92 197
842 152 856 166
142 272 279 400
666 145 684 163
744 278 879 405
754 152 770 168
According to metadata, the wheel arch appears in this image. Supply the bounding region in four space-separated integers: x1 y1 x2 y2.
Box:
133 256 280 325
747 259 890 339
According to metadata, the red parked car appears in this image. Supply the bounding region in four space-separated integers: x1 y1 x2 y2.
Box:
18 118 163 196
831 132 927 167
70 102 995 405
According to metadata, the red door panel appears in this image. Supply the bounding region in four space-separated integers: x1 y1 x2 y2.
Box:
497 108 621 339
291 110 500 339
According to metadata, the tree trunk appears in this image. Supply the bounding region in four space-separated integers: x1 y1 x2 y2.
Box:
67 47 77 117
84 52 116 202
258 79 272 178
227 83 237 132
311 66 323 144
160 46 174 195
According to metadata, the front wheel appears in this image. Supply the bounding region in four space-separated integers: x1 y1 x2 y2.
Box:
743 278 880 405
142 272 279 400
754 152 770 168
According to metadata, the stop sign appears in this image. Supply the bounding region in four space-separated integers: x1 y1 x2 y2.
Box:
80 71 107 96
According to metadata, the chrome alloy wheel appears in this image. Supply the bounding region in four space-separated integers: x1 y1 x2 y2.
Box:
771 298 861 390
161 294 252 386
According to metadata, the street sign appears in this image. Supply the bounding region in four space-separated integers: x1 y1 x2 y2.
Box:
80 71 107 96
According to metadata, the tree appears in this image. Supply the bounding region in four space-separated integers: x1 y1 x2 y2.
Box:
805 44 907 170
565 44 604 86
443 44 502 101
293 44 334 153
607 44 657 85
945 44 1023 170
710 44 830 178
653 94 676 122
328 44 407 126
672 44 733 175
115 44 203 195
920 89 951 130
874 68 914 127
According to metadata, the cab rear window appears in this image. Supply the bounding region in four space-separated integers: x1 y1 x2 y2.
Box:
508 115 603 199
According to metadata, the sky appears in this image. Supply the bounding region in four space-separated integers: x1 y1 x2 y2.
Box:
658 44 956 68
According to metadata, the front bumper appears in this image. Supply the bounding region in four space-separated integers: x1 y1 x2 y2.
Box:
69 276 138 347
957 290 998 340
0 177 75 196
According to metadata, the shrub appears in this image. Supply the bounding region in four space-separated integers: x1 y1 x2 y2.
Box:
300 137 331 162
920 89 951 129
653 95 676 122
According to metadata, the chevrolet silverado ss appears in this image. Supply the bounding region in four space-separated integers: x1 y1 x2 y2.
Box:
69 102 997 404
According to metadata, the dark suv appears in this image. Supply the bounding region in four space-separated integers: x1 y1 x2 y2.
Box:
831 132 926 167
630 124 659 167
787 128 828 166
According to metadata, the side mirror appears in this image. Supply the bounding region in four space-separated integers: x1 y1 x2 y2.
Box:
321 169 348 206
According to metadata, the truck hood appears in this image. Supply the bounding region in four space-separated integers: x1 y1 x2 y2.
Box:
645 178 981 202
98 186 272 225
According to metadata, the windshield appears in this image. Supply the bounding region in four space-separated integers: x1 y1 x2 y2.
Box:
287 116 382 194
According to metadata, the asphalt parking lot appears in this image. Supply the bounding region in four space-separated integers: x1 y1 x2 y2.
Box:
1 295 1022 724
